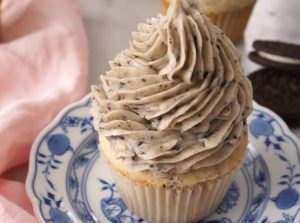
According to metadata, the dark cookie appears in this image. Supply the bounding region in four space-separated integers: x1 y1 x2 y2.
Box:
253 41 300 58
249 52 300 73
248 68 300 122
249 40 300 73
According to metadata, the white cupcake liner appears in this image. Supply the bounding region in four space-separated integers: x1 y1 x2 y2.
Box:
107 162 238 223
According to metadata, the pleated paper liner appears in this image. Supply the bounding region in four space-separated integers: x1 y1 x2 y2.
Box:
110 165 236 223
100 133 249 223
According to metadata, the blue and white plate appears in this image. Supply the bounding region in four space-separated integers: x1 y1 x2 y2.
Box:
26 95 300 223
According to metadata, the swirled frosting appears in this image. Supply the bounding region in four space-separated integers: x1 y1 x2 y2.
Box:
91 0 252 176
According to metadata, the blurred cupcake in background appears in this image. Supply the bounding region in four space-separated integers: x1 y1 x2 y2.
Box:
162 0 256 43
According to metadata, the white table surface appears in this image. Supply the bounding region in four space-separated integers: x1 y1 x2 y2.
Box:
79 0 300 140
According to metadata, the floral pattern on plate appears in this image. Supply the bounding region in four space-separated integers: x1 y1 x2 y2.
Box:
26 95 300 223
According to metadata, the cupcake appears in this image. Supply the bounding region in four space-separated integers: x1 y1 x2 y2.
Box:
162 0 256 43
91 0 253 222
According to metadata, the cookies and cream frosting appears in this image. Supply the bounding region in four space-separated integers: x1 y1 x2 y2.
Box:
91 0 252 176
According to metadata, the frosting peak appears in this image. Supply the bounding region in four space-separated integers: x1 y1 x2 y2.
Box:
92 0 252 176
131 0 216 84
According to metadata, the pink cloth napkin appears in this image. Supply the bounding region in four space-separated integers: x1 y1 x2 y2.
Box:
0 0 89 221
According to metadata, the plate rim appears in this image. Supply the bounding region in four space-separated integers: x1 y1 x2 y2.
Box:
26 94 92 222
26 95 300 222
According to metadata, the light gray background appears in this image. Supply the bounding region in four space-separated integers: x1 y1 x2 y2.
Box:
79 0 300 139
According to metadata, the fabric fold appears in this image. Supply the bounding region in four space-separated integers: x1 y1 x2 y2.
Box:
0 0 89 221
